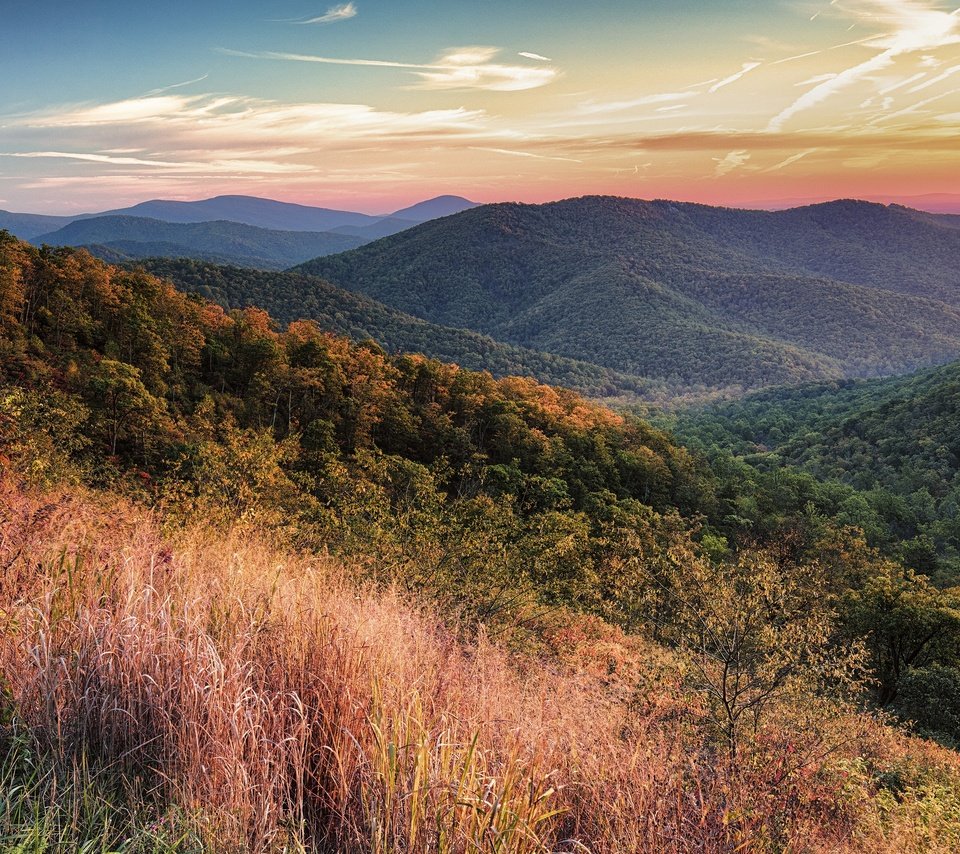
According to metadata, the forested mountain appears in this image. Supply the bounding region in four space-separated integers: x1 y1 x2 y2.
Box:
137 257 660 398
33 216 367 269
0 231 716 609
298 196 960 396
669 360 960 582
673 199 960 305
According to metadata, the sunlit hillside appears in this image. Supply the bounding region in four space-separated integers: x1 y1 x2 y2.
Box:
4 234 960 851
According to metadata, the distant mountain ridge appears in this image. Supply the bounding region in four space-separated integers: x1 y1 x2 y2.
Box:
82 196 380 232
747 192 960 215
0 194 478 241
388 195 481 221
32 215 367 270
0 211 76 241
296 195 960 396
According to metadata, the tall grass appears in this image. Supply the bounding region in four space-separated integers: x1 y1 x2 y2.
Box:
1 478 959 852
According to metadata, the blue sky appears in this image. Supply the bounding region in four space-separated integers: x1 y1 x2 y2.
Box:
2 1 959 212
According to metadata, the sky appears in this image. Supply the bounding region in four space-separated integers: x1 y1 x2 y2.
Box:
1 0 959 213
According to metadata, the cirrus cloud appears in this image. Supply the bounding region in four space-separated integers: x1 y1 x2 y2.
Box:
276 3 357 25
219 45 559 91
767 0 960 131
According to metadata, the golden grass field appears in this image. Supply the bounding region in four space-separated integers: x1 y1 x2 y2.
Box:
3 477 960 852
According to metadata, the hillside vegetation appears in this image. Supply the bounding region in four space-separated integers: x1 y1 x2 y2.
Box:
4 232 960 849
8 483 960 852
669 360 960 583
135 257 662 400
298 197 960 395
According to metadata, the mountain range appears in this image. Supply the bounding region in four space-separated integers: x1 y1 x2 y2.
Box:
0 194 479 266
7 192 960 401
296 196 960 397
749 192 960 215
30 217 368 270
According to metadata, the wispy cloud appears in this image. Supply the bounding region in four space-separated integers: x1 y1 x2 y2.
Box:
768 35 885 66
795 73 839 87
762 148 819 172
469 146 582 163
709 62 762 93
5 93 493 160
878 71 927 94
519 51 552 62
219 48 428 69
908 62 960 92
0 89 509 208
1 150 312 174
220 45 559 91
767 0 960 131
6 151 184 167
714 150 751 176
868 89 956 125
277 3 357 25
144 74 209 97
414 47 558 91
577 91 691 116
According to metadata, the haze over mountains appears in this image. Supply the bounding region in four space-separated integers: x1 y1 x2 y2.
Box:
0 194 479 267
30 217 368 270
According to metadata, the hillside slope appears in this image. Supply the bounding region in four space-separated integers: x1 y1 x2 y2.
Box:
136 257 661 398
677 360 960 495
5 231 960 851
297 196 960 394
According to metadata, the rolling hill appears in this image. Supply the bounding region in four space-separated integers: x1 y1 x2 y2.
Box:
135 257 661 399
33 216 367 269
297 196 960 395
675 359 960 495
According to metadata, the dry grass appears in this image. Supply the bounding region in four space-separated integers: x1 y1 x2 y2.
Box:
1 477 959 852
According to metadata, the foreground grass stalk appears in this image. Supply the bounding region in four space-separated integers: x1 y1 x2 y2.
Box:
2 481 960 852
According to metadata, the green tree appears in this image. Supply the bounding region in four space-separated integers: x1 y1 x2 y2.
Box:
842 569 960 706
644 550 858 755
86 359 163 456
